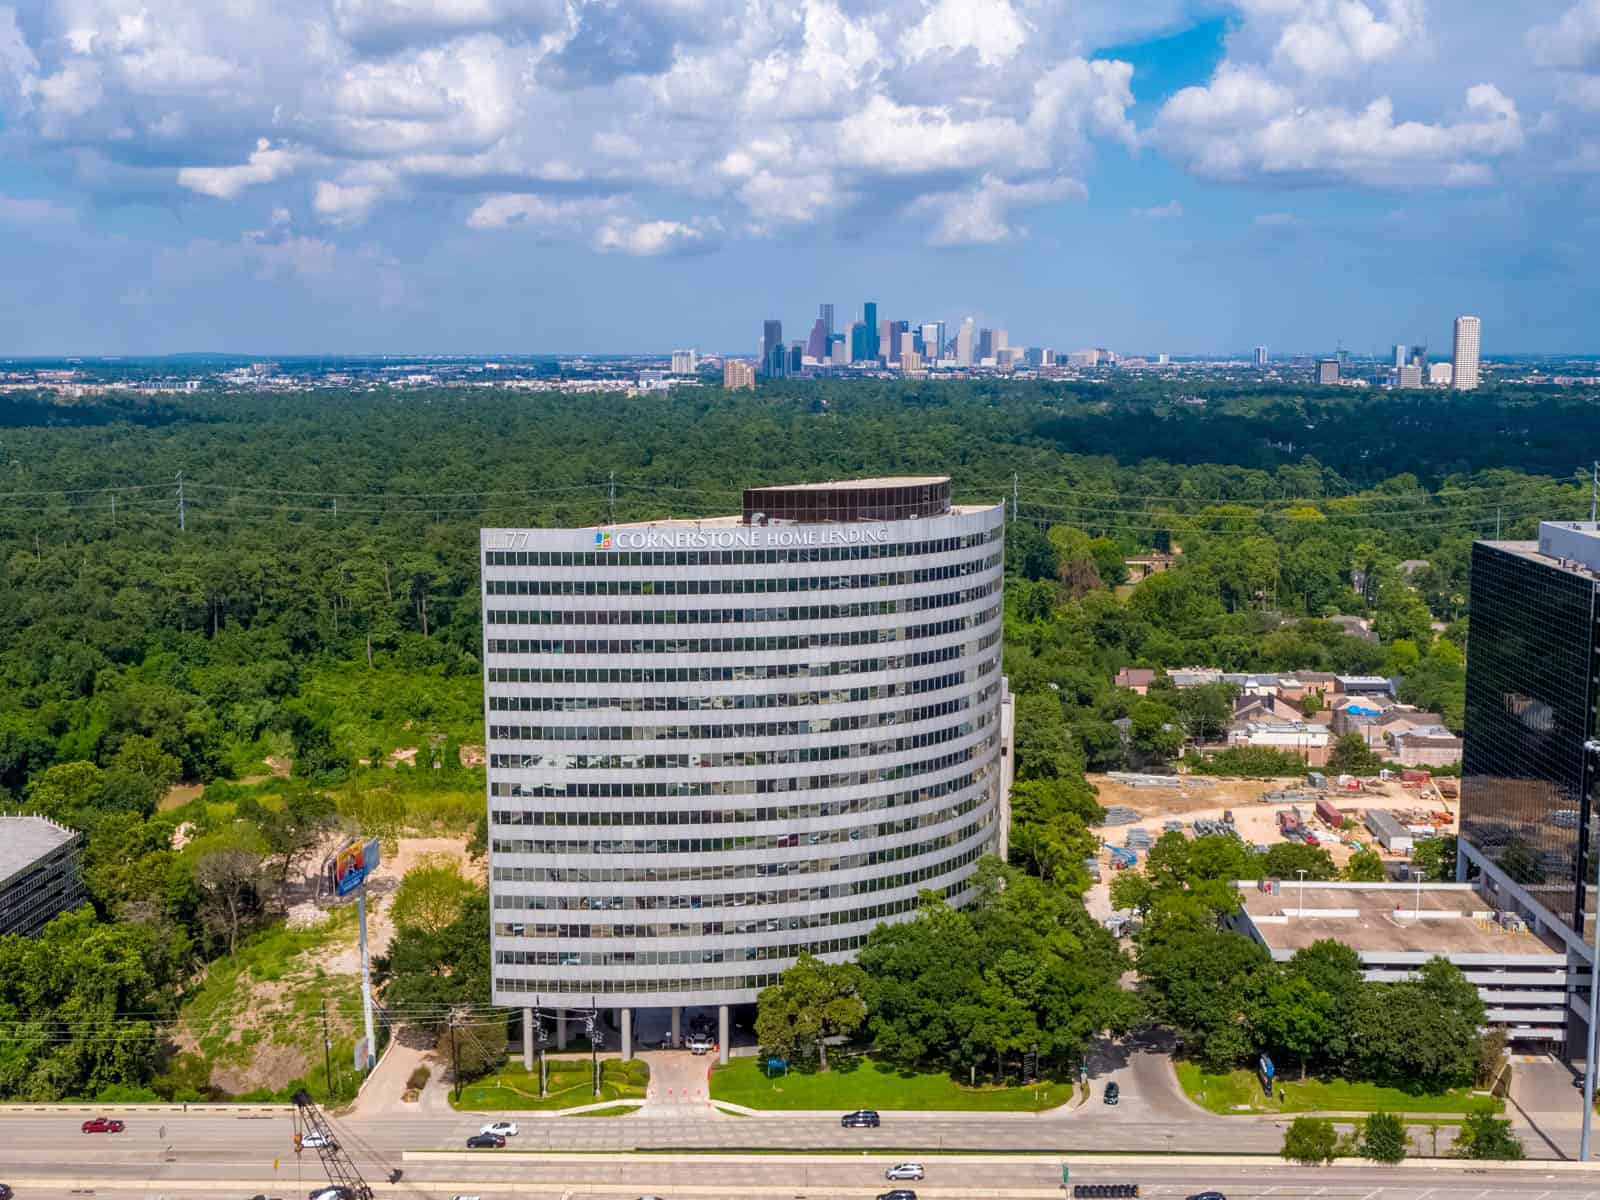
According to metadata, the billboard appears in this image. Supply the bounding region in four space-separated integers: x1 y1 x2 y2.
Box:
332 836 381 897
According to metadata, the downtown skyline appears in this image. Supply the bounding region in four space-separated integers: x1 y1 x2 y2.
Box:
0 2 1598 354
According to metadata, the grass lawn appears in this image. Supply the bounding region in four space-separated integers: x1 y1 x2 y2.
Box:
709 1056 1073 1112
565 1103 643 1117
1176 1063 1502 1116
450 1057 649 1111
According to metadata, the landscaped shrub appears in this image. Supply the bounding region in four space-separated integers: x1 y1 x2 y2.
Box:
406 1066 431 1091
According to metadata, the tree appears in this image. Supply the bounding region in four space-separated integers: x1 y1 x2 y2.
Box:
1261 843 1338 881
1129 698 1185 763
378 889 491 1021
260 788 337 888
1011 692 1081 781
1452 1112 1524 1160
24 760 106 822
192 846 265 955
1328 733 1382 775
1282 1116 1338 1165
1411 835 1457 882
1352 958 1482 1090
1343 848 1386 882
1137 926 1270 1070
754 952 867 1071
390 855 477 936
1006 522 1059 583
1360 1111 1408 1163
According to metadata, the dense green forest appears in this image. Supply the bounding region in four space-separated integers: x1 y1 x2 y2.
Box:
0 379 1593 1100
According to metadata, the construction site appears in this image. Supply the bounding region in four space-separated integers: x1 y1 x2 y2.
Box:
1087 769 1457 877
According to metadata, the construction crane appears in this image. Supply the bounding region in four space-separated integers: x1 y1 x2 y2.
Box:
292 1089 391 1199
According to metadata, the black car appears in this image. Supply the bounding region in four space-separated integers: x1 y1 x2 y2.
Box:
1103 1081 1120 1105
878 1191 917 1200
1186 1193 1226 1200
309 1189 355 1200
0 1183 12 1200
841 1109 881 1127
465 1133 505 1149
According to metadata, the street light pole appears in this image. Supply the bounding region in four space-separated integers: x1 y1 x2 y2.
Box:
1296 869 1308 917
1582 740 1600 1162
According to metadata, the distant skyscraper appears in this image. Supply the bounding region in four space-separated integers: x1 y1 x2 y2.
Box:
899 330 915 362
829 336 848 366
1254 346 1268 368
993 329 1008 353
863 302 878 360
1410 346 1427 370
788 343 803 374
1393 343 1407 369
849 321 869 363
977 328 994 362
761 320 784 377
1316 358 1340 385
956 318 974 366
920 323 941 362
723 359 755 390
1157 352 1170 366
805 319 828 362
878 319 893 363
1452 316 1481 391
1429 361 1453 386
820 303 835 338
1396 364 1423 388
671 349 698 375
888 320 909 365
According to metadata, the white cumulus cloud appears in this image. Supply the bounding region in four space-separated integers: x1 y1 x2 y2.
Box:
178 138 301 200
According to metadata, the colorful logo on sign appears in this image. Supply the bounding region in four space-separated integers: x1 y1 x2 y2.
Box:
595 530 612 549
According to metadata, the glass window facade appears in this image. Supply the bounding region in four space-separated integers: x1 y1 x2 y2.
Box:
1461 541 1600 938
480 494 1007 1008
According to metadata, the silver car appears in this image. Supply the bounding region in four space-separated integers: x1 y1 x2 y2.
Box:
886 1163 925 1181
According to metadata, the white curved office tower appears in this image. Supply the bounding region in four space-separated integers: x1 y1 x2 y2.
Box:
481 477 1007 1061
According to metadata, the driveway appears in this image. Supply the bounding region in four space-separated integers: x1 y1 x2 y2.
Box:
1508 1053 1586 1159
639 1048 721 1118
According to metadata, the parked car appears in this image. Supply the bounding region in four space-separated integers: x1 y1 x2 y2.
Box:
479 1121 519 1138
877 1191 918 1200
300 1131 336 1150
465 1133 505 1149
841 1109 881 1127
1103 1081 1120 1105
81 1117 125 1133
885 1163 925 1181
687 1033 714 1055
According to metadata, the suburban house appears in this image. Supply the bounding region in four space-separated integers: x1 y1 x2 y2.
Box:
1114 668 1156 695
1386 724 1464 767
1227 719 1331 765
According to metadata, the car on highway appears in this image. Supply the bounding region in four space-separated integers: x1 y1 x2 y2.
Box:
300 1131 336 1150
479 1120 519 1138
466 1133 505 1148
81 1117 125 1133
0 1182 12 1200
1186 1192 1226 1200
1103 1081 1120 1105
841 1109 881 1127
309 1188 355 1200
885 1163 925 1181
877 1191 918 1200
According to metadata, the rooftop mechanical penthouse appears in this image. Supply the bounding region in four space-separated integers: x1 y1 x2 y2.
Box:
480 477 1009 1061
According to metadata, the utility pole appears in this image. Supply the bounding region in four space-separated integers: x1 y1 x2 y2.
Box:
110 491 115 526
176 471 185 532
321 998 333 1105
1012 473 1019 524
1496 507 1502 539
608 471 616 525
1591 460 1597 524
449 1014 461 1101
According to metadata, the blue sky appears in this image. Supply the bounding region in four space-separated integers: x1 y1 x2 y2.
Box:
0 0 1597 356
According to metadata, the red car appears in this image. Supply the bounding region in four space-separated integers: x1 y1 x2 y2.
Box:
81 1117 125 1133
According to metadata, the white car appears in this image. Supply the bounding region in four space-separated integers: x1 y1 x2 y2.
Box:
687 1034 714 1055
301 1131 336 1150
480 1121 519 1138
886 1163 925 1181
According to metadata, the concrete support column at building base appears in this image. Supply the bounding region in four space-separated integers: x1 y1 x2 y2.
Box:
718 1004 730 1065
621 1007 632 1062
556 1011 568 1050
522 1006 533 1071
671 1006 681 1049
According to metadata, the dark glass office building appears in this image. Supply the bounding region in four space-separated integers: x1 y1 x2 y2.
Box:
1465 534 1600 940
1462 532 1600 941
